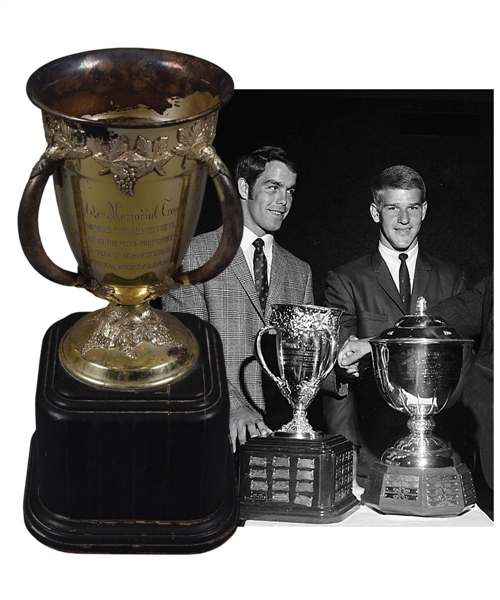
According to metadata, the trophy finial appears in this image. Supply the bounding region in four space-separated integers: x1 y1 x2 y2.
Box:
416 297 427 315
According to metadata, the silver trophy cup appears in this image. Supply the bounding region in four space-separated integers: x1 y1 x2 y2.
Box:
255 303 343 438
370 297 474 468
363 297 477 516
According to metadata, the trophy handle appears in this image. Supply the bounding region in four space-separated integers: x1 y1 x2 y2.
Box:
255 326 283 386
173 171 243 287
18 158 88 287
18 159 243 290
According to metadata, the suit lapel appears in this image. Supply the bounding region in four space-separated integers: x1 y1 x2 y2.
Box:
411 252 431 308
371 249 406 312
266 242 287 319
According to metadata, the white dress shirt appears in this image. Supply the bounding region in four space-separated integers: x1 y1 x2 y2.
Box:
240 226 274 282
378 241 418 292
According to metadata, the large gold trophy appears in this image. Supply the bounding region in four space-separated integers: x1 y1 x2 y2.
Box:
239 304 359 524
19 48 243 553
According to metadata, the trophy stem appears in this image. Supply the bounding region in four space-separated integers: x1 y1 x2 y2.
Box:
59 303 199 389
382 415 459 468
276 408 320 439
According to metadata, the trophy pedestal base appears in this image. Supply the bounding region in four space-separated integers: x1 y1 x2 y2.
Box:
23 312 239 554
238 434 359 524
362 461 477 517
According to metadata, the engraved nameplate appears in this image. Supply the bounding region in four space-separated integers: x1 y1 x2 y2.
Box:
273 456 290 467
425 475 462 507
384 474 419 501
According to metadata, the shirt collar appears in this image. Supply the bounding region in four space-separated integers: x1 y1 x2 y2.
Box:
378 241 419 266
241 226 274 253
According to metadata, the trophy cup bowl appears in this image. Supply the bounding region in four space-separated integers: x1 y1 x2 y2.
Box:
363 297 477 516
18 48 243 389
255 303 344 438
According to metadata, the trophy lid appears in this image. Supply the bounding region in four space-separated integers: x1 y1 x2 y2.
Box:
372 297 474 342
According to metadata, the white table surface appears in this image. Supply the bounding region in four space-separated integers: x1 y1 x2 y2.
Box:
244 486 493 527
245 503 492 527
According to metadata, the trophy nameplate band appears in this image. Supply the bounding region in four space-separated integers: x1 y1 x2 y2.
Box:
239 434 359 524
362 462 477 517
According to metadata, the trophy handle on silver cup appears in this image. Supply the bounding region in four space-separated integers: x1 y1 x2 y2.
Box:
18 155 243 289
255 326 290 397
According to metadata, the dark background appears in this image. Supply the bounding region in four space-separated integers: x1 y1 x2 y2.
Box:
197 90 493 298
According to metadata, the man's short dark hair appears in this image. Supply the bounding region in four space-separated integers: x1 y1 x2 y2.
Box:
371 165 426 206
235 146 298 195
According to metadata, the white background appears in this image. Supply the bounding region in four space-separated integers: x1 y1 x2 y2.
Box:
1 1 497 598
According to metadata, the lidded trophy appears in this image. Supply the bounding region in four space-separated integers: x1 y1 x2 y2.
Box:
363 297 477 516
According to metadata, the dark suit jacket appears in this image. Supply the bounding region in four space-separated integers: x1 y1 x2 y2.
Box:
325 249 467 343
430 274 493 488
323 248 467 462
162 227 315 426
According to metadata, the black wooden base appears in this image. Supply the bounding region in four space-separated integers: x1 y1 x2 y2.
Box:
239 433 359 524
362 461 477 517
24 433 238 554
23 312 239 553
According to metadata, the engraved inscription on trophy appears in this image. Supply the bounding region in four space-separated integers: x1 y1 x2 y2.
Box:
296 481 314 493
294 495 313 507
272 493 290 503
334 451 354 502
249 456 267 467
383 474 420 501
297 458 315 469
297 469 314 481
272 481 290 491
272 456 290 468
250 480 268 492
249 468 267 479
245 452 318 506
424 475 461 507
272 469 290 480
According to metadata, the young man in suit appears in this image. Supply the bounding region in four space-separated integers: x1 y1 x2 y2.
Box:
323 165 467 480
163 147 340 452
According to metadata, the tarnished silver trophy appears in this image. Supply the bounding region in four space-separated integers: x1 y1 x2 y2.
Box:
239 304 359 524
19 49 242 554
19 48 242 390
255 303 343 437
362 297 477 516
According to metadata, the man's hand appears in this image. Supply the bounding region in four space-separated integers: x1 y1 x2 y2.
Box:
337 336 372 377
229 406 272 453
